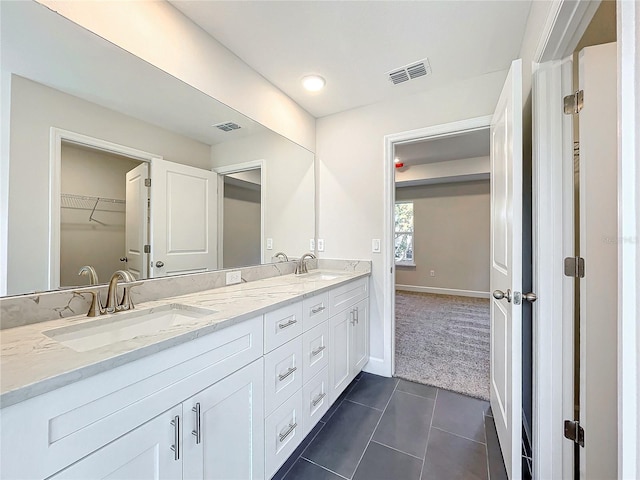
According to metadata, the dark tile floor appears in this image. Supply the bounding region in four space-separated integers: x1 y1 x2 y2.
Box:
273 373 508 480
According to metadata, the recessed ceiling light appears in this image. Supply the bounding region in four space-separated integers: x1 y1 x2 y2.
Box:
302 75 326 92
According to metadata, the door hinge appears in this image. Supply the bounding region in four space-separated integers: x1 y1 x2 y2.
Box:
145 178 151 187
563 90 584 115
564 256 585 278
564 420 585 447
144 244 151 254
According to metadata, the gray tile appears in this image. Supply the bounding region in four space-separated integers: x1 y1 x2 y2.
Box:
272 421 326 480
346 373 398 410
372 390 434 458
321 378 358 423
302 400 382 478
353 441 423 480
432 389 489 443
283 459 343 480
484 415 508 480
422 428 488 480
396 379 437 399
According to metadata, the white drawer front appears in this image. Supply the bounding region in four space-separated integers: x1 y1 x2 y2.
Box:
302 321 329 384
302 366 330 436
329 277 368 315
265 389 304 479
302 292 329 331
264 336 304 415
264 302 304 353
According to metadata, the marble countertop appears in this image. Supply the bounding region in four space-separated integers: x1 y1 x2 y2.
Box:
0 269 369 408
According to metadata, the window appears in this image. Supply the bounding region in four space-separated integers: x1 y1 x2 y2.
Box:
395 202 414 265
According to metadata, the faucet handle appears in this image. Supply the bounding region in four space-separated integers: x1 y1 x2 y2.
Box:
74 289 104 317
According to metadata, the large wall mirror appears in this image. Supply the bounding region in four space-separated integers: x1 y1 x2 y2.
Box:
1 1 315 296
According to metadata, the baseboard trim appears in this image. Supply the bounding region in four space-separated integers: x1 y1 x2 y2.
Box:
395 284 490 299
362 356 390 377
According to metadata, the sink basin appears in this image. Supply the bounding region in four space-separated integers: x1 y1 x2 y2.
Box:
301 271 348 281
43 304 217 352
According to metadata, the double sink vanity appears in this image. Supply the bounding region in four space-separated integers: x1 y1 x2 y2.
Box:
0 262 371 479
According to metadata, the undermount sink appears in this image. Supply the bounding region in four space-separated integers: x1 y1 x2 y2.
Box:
301 270 348 281
43 304 217 353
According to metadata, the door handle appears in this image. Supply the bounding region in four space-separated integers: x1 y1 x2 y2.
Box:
522 292 537 303
492 289 512 303
191 403 201 445
170 415 180 461
119 257 128 263
155 261 164 268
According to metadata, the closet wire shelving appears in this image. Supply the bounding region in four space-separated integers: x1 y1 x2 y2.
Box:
60 193 125 225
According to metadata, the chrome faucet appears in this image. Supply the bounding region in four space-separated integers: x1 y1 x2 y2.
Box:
105 270 138 313
295 253 316 275
274 252 289 262
78 266 103 317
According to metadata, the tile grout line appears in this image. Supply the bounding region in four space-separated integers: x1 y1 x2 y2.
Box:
394 389 437 401
280 421 327 480
484 411 491 480
429 426 487 446
419 387 438 479
370 439 424 461
349 378 399 479
303 458 350 480
343 398 384 411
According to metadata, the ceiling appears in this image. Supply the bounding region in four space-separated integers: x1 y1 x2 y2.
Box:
170 1 532 118
395 129 490 166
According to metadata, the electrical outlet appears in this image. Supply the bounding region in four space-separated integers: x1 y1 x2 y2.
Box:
430 270 436 277
317 239 325 252
310 239 315 251
372 239 381 253
226 271 242 285
266 238 273 250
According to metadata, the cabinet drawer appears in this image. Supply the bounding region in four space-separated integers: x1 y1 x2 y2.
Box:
302 321 329 383
265 389 304 479
329 277 368 315
264 302 304 353
302 292 329 331
264 336 304 415
302 366 330 436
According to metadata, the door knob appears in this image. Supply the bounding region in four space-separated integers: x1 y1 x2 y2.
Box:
155 261 164 268
493 289 512 303
522 292 537 303
120 257 128 263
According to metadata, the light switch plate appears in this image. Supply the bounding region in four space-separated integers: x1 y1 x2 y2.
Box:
372 239 381 253
310 239 315 251
266 238 273 250
317 239 325 252
226 271 242 285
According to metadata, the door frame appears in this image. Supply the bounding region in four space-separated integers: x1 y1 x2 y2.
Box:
49 127 161 290
531 0 640 478
381 115 492 377
213 160 266 267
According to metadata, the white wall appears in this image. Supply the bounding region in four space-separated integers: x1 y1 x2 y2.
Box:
395 155 490 186
7 76 211 295
223 183 261 269
36 0 316 152
395 180 490 294
316 70 507 367
211 131 315 259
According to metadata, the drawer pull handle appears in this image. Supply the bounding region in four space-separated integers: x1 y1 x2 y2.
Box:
170 415 180 461
311 345 326 357
354 306 359 323
312 392 327 407
311 305 326 314
191 403 201 445
279 422 297 442
278 366 297 381
278 319 298 329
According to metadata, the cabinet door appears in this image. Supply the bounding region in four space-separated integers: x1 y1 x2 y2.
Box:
49 406 183 480
350 299 369 376
183 359 264 480
329 309 351 404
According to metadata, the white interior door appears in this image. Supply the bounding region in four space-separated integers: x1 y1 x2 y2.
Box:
578 42 618 480
490 58 523 479
125 162 149 280
150 159 217 277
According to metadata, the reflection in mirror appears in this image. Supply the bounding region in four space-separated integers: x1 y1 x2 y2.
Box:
1 1 315 296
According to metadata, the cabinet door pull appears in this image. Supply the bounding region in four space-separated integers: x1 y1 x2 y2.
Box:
311 345 326 357
311 305 326 314
191 403 201 445
279 422 297 442
278 319 298 329
350 310 356 325
278 366 297 381
355 306 359 323
170 415 180 460
312 392 327 407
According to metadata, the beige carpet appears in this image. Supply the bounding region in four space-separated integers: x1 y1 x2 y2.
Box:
395 291 491 400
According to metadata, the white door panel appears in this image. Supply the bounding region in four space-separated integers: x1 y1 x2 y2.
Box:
150 159 217 277
490 58 523 480
125 163 149 280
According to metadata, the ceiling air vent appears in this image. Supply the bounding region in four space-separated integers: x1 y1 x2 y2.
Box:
387 58 432 85
213 122 241 132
